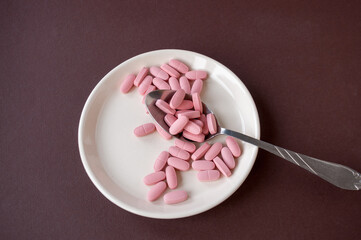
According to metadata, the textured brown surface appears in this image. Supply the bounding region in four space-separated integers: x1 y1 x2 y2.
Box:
1 1 361 239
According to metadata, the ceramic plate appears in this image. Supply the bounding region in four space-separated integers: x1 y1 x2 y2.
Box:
78 49 260 219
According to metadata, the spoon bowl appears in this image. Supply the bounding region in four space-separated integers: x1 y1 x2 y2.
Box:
145 90 219 141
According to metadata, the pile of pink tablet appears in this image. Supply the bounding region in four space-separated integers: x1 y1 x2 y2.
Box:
120 59 242 205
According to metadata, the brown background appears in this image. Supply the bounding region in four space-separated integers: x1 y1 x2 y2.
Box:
1 0 361 239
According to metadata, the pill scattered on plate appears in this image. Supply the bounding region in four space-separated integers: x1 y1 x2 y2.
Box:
121 58 242 204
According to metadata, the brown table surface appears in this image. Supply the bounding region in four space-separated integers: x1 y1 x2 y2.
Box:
1 1 361 239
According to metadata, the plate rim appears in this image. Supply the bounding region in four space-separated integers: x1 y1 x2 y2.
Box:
78 49 261 219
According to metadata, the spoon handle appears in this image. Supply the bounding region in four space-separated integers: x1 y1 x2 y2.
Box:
221 128 361 190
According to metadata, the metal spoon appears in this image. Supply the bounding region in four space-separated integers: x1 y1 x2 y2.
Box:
145 90 361 190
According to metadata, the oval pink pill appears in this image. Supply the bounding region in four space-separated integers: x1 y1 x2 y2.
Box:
192 119 204 128
167 157 190 171
120 74 136 93
197 170 221 181
169 77 181 90
153 77 170 90
164 114 177 127
134 67 149 86
164 190 188 204
161 63 180 78
154 151 169 171
176 100 193 110
150 66 169 80
221 147 235 169
156 124 172 140
141 85 156 104
185 70 207 80
138 75 153 95
207 113 217 134
184 121 202 135
213 157 231 177
165 166 177 189
168 146 190 160
192 160 215 171
134 123 156 137
226 136 242 157
175 139 196 153
191 79 203 94
204 142 223 160
169 59 189 74
200 114 209 135
179 76 191 94
156 99 176 114
191 142 211 160
192 93 203 114
147 181 167 202
170 89 185 109
143 171 166 185
178 110 200 119
174 110 187 117
182 130 205 143
169 116 189 135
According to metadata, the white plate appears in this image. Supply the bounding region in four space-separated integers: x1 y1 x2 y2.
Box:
78 49 260 219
